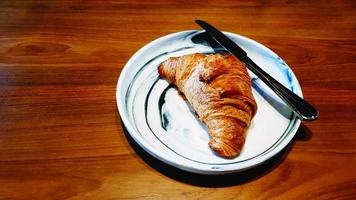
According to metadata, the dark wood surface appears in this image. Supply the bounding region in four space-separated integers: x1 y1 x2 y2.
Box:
0 0 355 199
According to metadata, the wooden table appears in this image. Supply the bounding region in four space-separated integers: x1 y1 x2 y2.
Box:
1 1 355 199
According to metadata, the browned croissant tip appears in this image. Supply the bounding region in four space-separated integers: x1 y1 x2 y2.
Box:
158 64 164 76
208 139 241 158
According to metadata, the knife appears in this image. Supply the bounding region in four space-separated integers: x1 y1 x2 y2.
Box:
195 20 318 121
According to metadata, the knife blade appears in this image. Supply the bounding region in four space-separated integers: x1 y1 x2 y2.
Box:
195 19 318 121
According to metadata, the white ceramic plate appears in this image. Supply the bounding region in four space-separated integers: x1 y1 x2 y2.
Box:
116 30 301 174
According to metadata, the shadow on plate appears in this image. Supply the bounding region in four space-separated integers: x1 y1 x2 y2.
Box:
252 78 294 119
121 120 312 187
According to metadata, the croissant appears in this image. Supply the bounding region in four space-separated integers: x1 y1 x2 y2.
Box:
158 53 257 158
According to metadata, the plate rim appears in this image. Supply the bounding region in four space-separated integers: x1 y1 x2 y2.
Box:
116 30 301 174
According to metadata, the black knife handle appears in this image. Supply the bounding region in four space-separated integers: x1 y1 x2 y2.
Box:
244 57 319 121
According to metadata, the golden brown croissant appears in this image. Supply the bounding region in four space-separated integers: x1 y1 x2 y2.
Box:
158 53 257 158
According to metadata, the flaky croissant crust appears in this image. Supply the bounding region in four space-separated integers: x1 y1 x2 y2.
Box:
158 53 257 158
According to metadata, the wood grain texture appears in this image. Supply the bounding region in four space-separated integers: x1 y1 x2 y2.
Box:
0 0 355 199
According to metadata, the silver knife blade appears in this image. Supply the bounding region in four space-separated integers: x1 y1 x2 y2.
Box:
195 19 319 121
